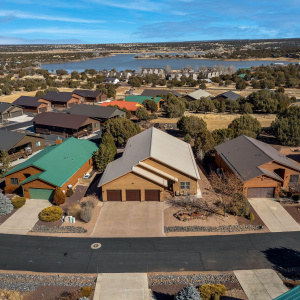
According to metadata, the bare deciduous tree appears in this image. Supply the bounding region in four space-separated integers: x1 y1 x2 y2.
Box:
209 171 243 216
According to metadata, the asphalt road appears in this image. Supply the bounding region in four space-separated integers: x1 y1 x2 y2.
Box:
0 232 299 274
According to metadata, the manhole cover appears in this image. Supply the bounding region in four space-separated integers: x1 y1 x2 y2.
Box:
91 243 101 250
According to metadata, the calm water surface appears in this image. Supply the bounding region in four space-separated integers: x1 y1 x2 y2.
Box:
41 54 291 73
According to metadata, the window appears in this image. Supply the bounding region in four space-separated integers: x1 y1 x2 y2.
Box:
180 182 190 189
290 175 299 183
10 178 18 185
94 123 98 128
36 141 41 147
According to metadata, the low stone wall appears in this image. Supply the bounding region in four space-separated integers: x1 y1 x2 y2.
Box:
164 224 263 233
30 225 87 233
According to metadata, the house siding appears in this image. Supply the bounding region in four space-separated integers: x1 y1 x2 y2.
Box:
4 166 43 194
101 171 165 202
142 157 198 195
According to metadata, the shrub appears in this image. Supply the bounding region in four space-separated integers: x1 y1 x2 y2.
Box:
0 289 23 300
39 206 63 222
176 285 202 300
57 290 78 300
80 206 93 223
248 212 255 221
199 284 226 300
292 194 300 201
227 193 250 217
11 197 26 209
68 203 82 219
53 187 66 206
0 194 13 216
66 189 74 198
79 287 93 297
81 196 98 209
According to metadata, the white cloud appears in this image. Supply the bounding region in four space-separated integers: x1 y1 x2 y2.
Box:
0 10 104 23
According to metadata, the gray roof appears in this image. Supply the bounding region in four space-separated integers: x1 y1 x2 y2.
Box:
0 130 26 151
215 135 300 182
186 89 211 100
99 127 200 186
218 91 241 101
0 102 13 114
66 104 125 119
72 89 102 98
141 89 181 97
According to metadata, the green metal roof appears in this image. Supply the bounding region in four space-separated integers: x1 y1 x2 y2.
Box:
6 138 98 187
274 286 300 300
238 74 246 78
125 95 163 104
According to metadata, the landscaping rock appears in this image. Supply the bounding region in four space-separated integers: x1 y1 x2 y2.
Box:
164 224 263 233
30 225 87 233
0 273 96 292
148 273 237 287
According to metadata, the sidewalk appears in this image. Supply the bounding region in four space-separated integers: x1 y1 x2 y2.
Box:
93 273 154 300
234 269 288 300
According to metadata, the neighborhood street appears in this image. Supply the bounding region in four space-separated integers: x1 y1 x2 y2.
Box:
0 232 299 274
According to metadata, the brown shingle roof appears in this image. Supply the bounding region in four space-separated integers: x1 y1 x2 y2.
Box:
72 89 102 98
32 112 89 130
41 92 73 103
13 96 44 108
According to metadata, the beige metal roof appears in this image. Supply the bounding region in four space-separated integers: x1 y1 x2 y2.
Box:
187 89 211 100
132 166 168 187
138 161 178 182
99 127 200 186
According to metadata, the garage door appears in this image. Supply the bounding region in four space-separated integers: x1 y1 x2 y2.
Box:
247 187 275 198
107 190 122 201
145 190 160 201
126 190 141 201
29 188 54 200
10 111 23 118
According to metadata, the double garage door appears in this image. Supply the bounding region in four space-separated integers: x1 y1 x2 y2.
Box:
29 188 54 200
247 187 275 198
106 190 160 201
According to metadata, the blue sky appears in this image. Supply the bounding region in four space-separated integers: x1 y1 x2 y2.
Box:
0 0 299 44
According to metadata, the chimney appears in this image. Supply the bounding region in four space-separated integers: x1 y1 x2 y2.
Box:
56 137 62 145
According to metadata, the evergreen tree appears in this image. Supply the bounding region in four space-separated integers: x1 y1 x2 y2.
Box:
175 285 202 300
228 114 261 138
177 116 207 138
93 133 117 172
136 106 149 120
0 150 11 176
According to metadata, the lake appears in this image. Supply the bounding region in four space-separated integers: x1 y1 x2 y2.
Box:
41 54 291 73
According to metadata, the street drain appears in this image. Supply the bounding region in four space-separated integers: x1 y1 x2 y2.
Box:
91 243 101 250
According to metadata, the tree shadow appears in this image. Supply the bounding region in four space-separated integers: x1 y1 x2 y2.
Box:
152 292 174 300
262 247 300 280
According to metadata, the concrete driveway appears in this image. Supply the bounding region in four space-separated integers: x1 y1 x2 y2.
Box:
248 198 300 232
90 202 165 238
0 199 51 235
234 269 288 300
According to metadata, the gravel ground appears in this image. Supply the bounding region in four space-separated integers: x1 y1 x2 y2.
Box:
30 225 87 233
148 271 247 300
0 273 97 292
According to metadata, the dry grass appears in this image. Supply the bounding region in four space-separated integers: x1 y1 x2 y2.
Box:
0 289 23 300
151 112 276 130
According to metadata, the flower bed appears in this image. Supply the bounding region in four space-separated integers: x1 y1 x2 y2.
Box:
164 224 263 233
174 210 205 221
